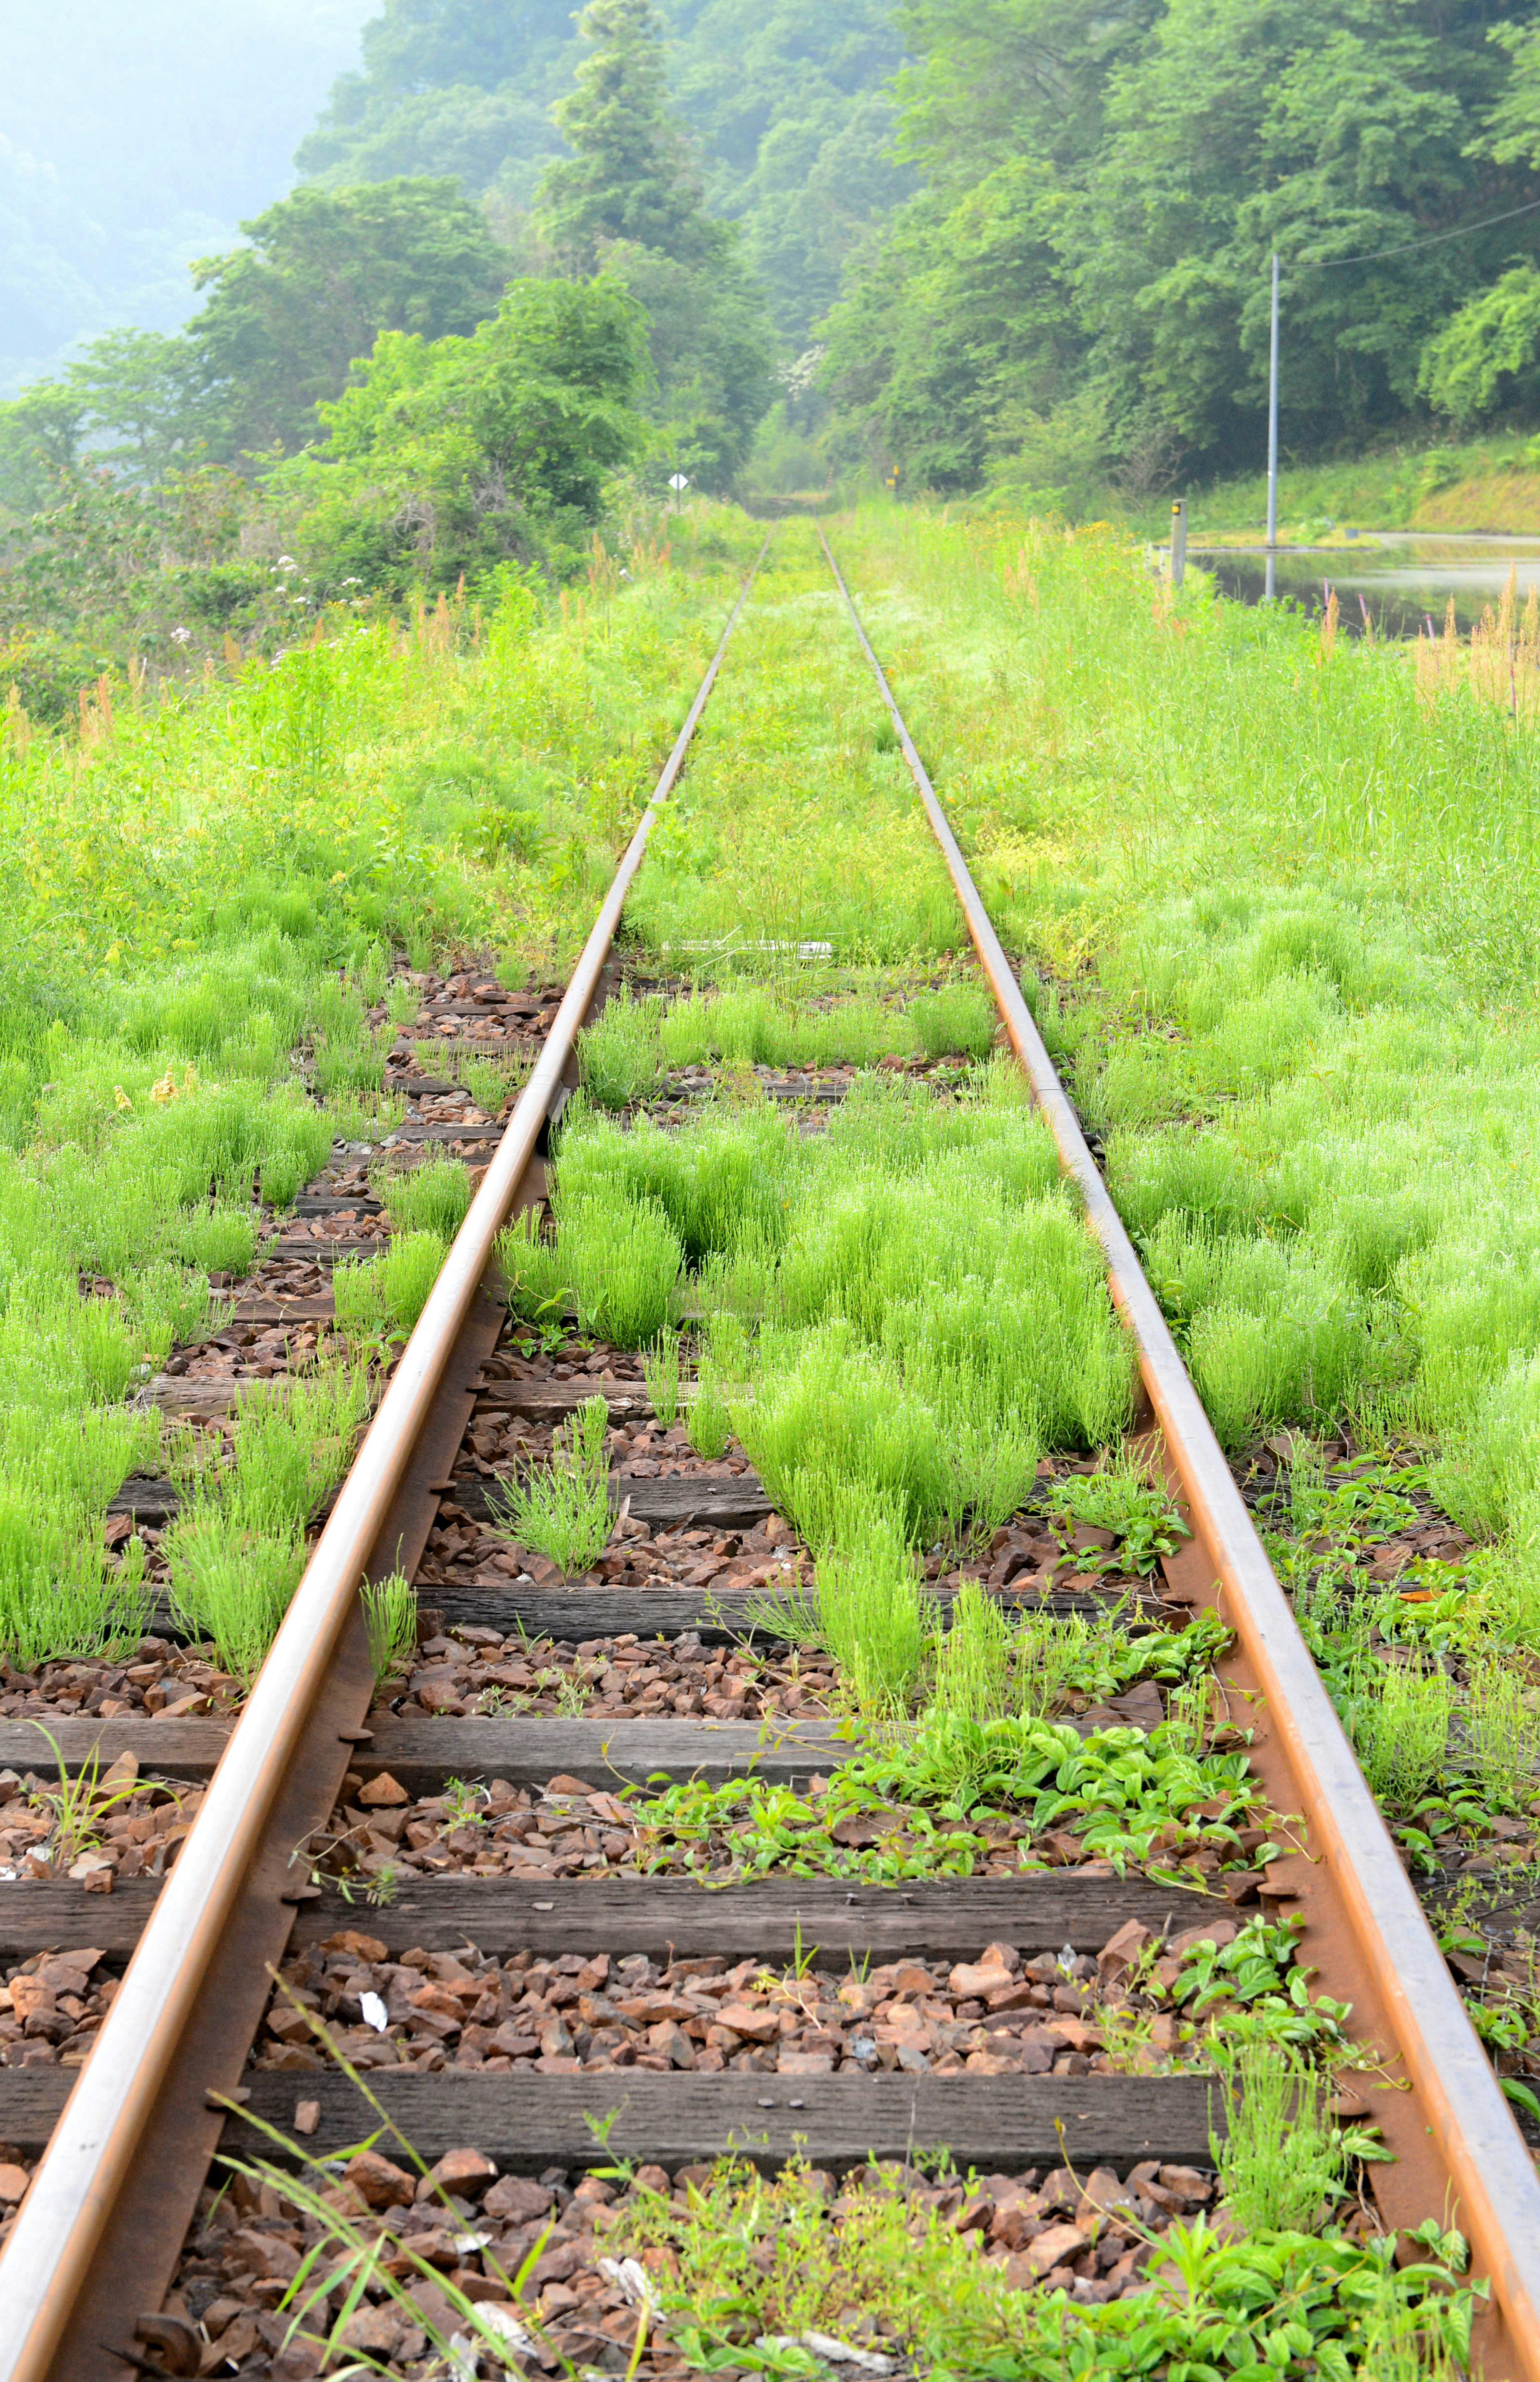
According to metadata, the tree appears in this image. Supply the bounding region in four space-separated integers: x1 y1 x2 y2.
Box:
539 0 711 271
1420 264 1540 421
276 274 651 590
292 0 905 344
826 0 1540 490
535 0 775 486
187 179 513 457
297 1 579 207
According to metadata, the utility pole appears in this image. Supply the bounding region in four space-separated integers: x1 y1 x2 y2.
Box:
1265 251 1280 602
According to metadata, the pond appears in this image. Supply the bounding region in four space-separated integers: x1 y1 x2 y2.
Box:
1193 533 1540 638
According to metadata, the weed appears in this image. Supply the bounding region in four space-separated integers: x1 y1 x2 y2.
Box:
1345 1654 1451 1816
1465 1652 1538 1809
816 1498 929 1721
24 1723 144 1867
559 1192 681 1348
1210 2036 1352 2233
641 1324 683 1426
579 990 663 1109
361 1571 417 1683
334 1231 446 1350
1052 1451 1191 1575
909 980 997 1062
487 1395 612 1572
377 1153 472 1240
687 1366 731 1460
496 1208 566 1323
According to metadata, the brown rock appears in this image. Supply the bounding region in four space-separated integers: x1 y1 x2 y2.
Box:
484 2174 555 2222
949 1958 1013 2001
357 1774 408 1808
545 1775 598 1797
1167 1920 1238 1961
10 1979 54 2024
714 2001 780 2045
322 1929 388 1962
1097 1920 1153 1982
228 2226 301 2282
344 2148 416 2209
1022 2221 1087 2275
0 2164 28 2204
338 2305 410 2355
293 2100 320 2137
426 2147 498 2196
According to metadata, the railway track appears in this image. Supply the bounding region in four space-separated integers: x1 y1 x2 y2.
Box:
1 527 1539 2380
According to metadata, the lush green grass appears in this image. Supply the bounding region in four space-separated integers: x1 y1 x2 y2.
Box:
0 516 763 1670
1134 429 1540 540
622 538 967 962
820 498 1540 1850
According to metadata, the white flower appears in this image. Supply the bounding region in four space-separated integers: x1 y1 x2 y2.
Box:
170 626 191 645
276 553 298 570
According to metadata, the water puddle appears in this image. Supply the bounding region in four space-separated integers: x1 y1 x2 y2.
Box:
1194 533 1540 637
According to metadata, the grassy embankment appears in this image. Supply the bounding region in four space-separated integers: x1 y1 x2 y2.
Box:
0 512 763 1668
1128 431 1540 541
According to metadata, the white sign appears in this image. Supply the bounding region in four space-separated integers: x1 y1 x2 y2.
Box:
667 472 690 491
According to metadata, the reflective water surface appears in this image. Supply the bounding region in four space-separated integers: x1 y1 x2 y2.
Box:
1195 533 1540 636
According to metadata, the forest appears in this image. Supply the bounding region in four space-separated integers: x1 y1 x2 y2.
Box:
8 0 1540 715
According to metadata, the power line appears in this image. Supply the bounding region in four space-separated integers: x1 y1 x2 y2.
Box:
1294 193 1540 271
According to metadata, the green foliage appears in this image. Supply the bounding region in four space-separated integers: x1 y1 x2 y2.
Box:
641 1324 683 1426
825 0 1540 486
1419 266 1540 425
1212 2037 1353 2235
377 1155 473 1241
486 1394 612 1571
362 1569 418 1683
611 2152 1477 2379
556 1190 683 1346
278 275 651 592
539 0 711 272
1345 1654 1451 1816
1050 1456 1191 1577
298 0 901 349
0 179 513 501
333 1231 447 1351
815 1493 930 1721
579 988 663 1108
164 1365 370 1677
533 0 776 487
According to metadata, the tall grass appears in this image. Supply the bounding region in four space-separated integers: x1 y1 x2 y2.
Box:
164 1364 371 1676
0 526 760 1666
487 1397 612 1572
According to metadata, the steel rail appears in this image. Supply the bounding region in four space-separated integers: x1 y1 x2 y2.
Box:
817 519 1540 2373
0 533 770 2382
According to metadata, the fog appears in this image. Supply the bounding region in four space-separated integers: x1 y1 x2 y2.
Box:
0 0 376 392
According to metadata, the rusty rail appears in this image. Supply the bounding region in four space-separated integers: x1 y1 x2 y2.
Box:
817 518 1540 2376
0 535 769 2382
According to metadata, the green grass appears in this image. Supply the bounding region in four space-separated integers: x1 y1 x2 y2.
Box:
622 540 968 962
164 1364 370 1677
547 1069 1131 1545
0 523 764 1668
1134 427 1540 539
486 1394 612 1573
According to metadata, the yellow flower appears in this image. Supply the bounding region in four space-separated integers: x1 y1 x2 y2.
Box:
113 1085 132 1112
150 1070 178 1104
